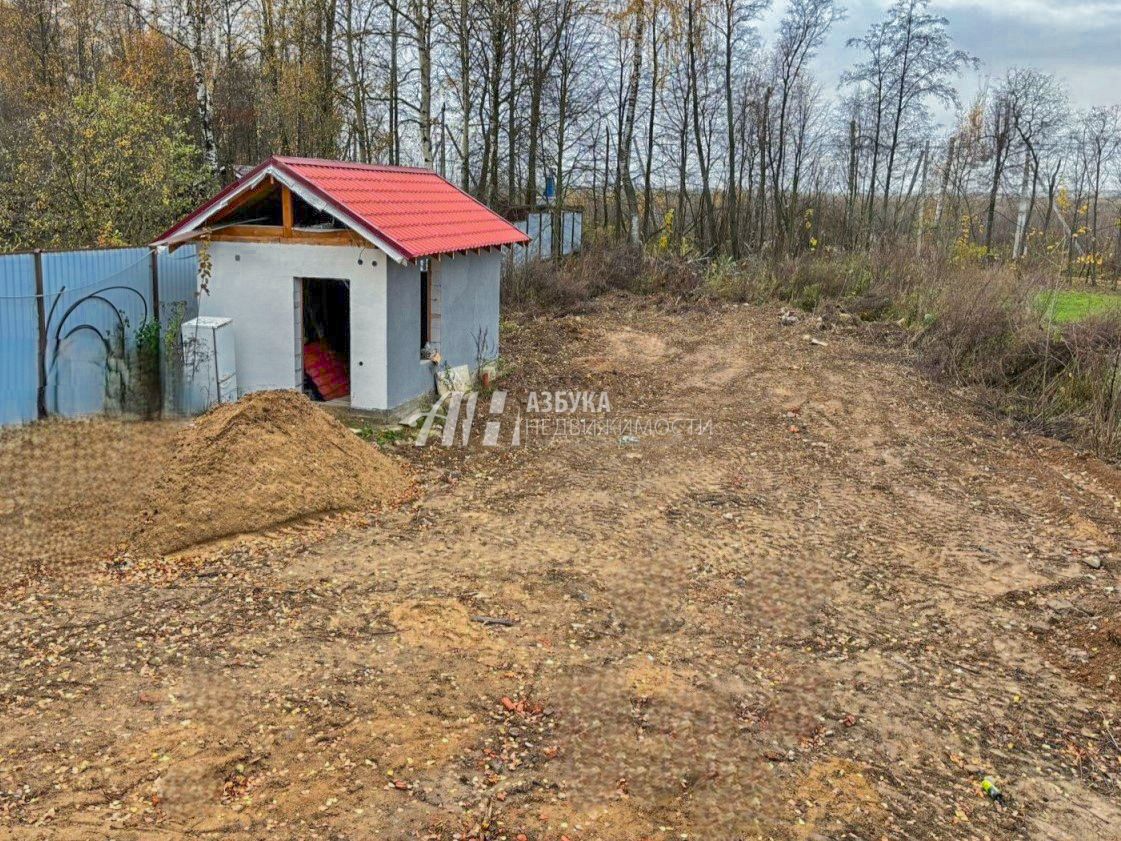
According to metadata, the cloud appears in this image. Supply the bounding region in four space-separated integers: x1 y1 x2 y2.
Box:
935 0 1121 28
942 0 1121 105
759 0 1121 113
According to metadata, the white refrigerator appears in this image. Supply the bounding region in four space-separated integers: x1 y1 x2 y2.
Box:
181 316 237 412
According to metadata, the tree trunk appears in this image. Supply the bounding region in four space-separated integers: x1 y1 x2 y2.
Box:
722 0 737 257
1091 155 1103 284
933 135 954 236
844 117 857 246
686 0 713 251
458 0 471 189
505 0 518 204
342 0 370 161
553 45 570 258
1012 146 1032 259
755 87 770 250
591 127 599 229
188 26 219 184
619 1 644 243
1041 162 1060 239
864 83 884 244
985 104 1010 253
485 7 504 203
389 3 400 164
603 128 611 234
416 0 434 169
640 7 658 240
881 8 916 231
526 52 542 205
914 141 930 256
320 0 339 156
676 83 689 252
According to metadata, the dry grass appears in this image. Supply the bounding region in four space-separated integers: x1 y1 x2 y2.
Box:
504 245 651 309
508 244 1121 459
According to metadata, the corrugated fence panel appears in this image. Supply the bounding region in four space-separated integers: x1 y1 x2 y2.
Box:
0 254 38 426
513 212 583 264
513 219 529 262
156 245 200 416
534 215 552 260
0 246 198 426
157 245 199 326
42 248 155 418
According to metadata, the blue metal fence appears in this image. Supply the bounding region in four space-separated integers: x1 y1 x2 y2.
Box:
0 245 198 426
513 210 583 263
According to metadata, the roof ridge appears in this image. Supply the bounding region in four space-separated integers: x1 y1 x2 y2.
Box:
272 155 434 174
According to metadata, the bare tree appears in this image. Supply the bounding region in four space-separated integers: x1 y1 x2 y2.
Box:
1000 68 1067 258
768 0 844 251
717 0 766 256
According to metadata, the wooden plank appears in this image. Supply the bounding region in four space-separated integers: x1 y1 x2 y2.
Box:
281 186 294 236
208 225 365 247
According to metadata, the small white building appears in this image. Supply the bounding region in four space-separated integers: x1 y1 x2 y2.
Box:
153 156 529 414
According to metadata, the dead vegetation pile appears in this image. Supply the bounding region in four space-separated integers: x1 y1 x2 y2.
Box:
129 390 409 556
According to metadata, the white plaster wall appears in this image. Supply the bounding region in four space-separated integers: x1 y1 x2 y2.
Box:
384 252 501 408
198 241 390 410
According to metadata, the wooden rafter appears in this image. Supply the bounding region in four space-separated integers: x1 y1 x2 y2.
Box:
207 224 365 247
281 185 294 237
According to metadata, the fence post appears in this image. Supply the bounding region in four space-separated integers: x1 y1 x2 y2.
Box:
150 248 163 416
150 247 161 321
33 249 46 420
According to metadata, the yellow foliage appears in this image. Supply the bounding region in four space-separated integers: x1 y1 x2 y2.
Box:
951 215 986 264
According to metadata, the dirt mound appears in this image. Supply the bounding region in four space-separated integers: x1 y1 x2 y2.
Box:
129 390 409 556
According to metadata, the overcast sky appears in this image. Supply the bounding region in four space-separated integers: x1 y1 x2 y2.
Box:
758 0 1121 129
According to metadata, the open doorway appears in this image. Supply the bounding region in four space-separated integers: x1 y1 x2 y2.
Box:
419 259 441 358
300 277 351 403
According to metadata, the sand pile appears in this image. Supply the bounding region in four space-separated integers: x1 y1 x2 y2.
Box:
129 390 409 556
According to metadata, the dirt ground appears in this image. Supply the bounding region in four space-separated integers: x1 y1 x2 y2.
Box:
3 293 1121 839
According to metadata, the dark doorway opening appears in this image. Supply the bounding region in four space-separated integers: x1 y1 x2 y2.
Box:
420 265 430 350
301 277 351 402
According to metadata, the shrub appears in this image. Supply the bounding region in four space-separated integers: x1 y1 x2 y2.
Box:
916 266 1038 384
504 244 698 310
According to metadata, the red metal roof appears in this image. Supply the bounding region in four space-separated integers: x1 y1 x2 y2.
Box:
155 156 530 261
